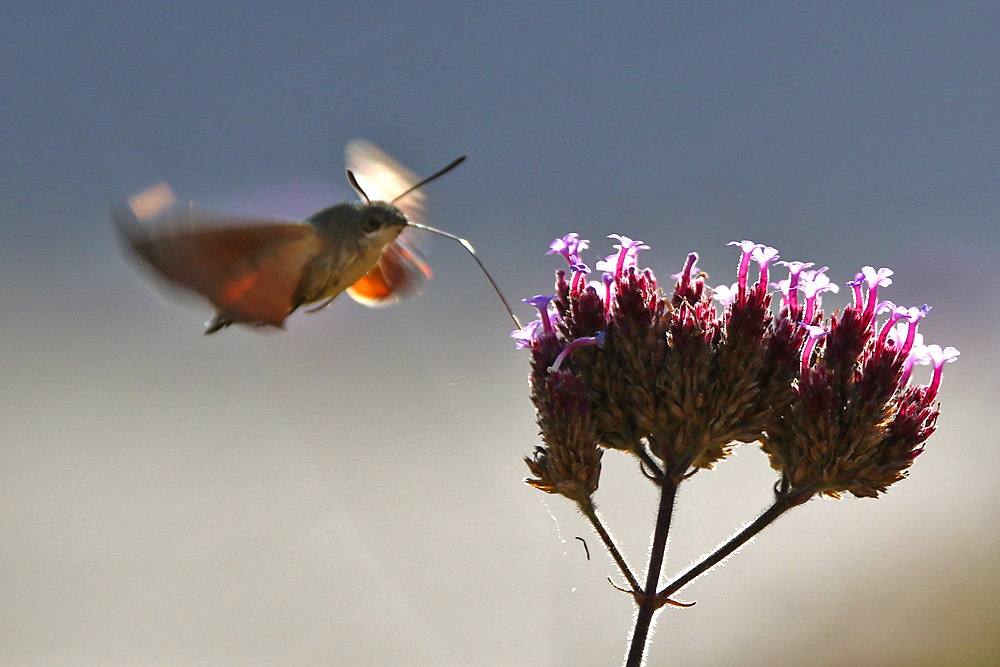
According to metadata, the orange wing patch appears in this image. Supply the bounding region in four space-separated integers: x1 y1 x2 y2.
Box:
347 239 432 307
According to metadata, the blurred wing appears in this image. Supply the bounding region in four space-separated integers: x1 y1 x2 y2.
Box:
114 183 322 327
344 141 436 306
346 231 432 307
345 139 425 225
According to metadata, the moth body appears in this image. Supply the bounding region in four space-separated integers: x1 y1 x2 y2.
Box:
115 141 434 335
297 200 408 306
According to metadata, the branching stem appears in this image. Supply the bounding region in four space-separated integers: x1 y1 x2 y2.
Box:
654 488 812 606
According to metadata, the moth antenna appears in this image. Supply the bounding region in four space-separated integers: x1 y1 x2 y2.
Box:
346 169 370 204
392 155 467 204
409 222 522 330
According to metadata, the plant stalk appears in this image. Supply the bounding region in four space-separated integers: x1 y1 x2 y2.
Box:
624 474 678 667
654 489 811 606
581 501 641 593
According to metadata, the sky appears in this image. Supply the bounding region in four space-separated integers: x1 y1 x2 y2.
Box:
1 3 998 665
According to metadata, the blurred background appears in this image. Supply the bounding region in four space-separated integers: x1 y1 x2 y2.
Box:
1 3 997 665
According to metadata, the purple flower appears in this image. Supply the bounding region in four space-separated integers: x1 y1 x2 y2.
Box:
773 260 814 314
876 302 930 357
675 252 698 287
670 255 701 283
751 245 779 290
798 323 830 373
548 233 590 266
924 344 960 398
548 332 606 373
847 266 894 319
798 267 838 321
898 335 926 386
904 343 959 399
524 295 556 336
729 240 762 293
597 234 649 282
569 262 591 294
521 233 954 500
511 319 543 349
602 272 614 315
712 283 738 307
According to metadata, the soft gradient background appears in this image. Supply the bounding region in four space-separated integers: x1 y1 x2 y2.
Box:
2 3 997 665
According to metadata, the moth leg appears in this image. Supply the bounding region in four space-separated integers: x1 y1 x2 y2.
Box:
304 296 337 313
204 313 234 335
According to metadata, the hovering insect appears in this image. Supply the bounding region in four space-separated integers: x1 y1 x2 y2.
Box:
114 140 517 334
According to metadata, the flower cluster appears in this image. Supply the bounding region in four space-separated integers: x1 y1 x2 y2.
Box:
516 234 957 500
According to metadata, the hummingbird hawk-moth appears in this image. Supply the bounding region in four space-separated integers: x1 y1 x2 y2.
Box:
114 140 495 334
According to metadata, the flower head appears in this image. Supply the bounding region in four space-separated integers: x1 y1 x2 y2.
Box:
522 236 800 472
519 235 954 502
524 370 603 505
761 265 951 498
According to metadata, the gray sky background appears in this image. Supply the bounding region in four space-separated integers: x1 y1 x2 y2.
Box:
2 3 997 665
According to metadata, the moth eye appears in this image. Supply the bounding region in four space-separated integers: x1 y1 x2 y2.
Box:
361 216 381 234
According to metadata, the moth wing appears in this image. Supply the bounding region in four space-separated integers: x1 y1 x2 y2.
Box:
344 140 435 307
345 139 425 226
114 183 322 327
346 230 432 307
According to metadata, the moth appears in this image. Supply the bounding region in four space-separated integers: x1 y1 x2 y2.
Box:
114 140 512 334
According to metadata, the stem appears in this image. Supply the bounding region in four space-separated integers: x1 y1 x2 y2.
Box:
636 448 663 480
624 474 678 667
580 502 642 593
654 489 811 606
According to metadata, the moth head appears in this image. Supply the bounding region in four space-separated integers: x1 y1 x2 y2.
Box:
358 200 409 237
305 200 407 250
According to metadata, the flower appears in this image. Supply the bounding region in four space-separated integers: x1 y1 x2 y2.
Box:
762 267 952 498
797 267 838 321
915 344 960 399
547 233 589 266
519 235 955 500
712 283 739 307
774 260 814 315
521 235 799 471
596 235 649 282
